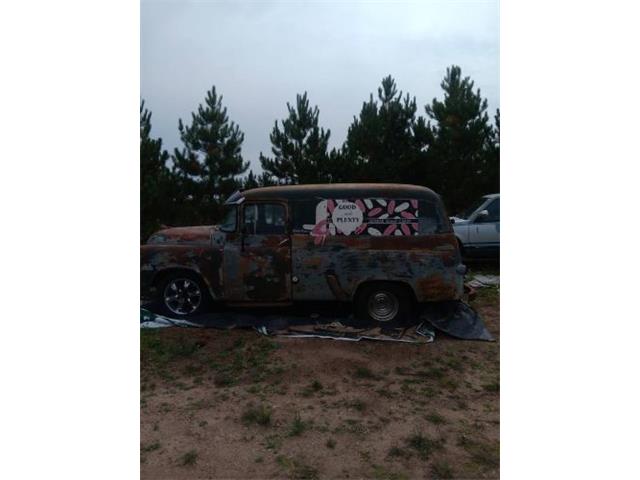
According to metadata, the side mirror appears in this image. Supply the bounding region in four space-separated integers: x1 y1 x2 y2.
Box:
475 210 489 222
450 217 456 224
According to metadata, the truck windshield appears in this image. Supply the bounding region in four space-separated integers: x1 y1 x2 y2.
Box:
220 206 237 232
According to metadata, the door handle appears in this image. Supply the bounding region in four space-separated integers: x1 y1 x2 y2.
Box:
278 237 290 247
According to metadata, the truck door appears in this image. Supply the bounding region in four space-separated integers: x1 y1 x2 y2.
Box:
224 202 291 303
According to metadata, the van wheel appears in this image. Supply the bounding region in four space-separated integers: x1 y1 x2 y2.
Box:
356 283 411 326
158 272 209 318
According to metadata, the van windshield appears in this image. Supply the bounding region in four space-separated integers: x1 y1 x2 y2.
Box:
457 197 488 219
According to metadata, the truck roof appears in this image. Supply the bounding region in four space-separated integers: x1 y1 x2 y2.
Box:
233 183 440 202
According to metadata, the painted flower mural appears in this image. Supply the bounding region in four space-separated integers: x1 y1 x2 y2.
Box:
303 198 419 242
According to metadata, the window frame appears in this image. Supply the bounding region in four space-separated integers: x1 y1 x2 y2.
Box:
241 201 289 235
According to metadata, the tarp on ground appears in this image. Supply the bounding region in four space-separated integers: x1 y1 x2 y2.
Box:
420 301 494 341
256 321 435 344
140 300 494 342
467 274 500 289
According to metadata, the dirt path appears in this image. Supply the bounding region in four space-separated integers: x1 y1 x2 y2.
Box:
141 293 499 479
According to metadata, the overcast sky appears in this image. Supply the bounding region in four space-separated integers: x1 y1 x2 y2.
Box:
141 0 499 174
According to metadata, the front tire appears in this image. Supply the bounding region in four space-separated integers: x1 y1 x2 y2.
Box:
158 273 209 318
355 283 412 326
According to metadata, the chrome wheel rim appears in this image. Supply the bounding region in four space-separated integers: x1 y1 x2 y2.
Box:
367 291 399 322
163 278 202 315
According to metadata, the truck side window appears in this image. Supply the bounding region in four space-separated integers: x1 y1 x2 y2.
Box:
291 200 317 233
243 203 286 235
419 200 451 234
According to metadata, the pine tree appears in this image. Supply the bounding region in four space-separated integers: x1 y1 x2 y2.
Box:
343 76 424 183
172 86 249 224
424 66 494 211
484 108 500 194
140 100 172 241
242 170 279 189
259 92 331 184
243 170 260 190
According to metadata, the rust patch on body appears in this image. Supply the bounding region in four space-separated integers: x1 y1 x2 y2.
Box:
417 275 457 301
325 274 350 301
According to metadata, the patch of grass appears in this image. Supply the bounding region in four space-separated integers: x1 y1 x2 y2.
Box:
375 388 394 398
461 438 500 468
276 455 319 480
247 384 261 394
387 446 411 459
241 403 272 426
400 383 416 395
473 285 500 303
325 438 336 449
431 460 454 479
419 367 446 380
288 413 309 437
406 432 444 461
188 398 213 410
183 363 203 376
354 366 377 380
334 418 367 437
420 387 436 398
141 441 161 453
444 357 464 372
348 399 366 412
179 449 198 466
209 336 280 387
372 465 409 480
302 379 324 397
482 380 500 392
439 377 459 390
141 330 203 367
263 434 283 452
425 412 446 425
214 372 235 387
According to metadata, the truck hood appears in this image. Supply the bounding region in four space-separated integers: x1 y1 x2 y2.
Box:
147 225 217 245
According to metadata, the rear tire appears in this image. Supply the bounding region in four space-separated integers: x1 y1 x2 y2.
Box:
355 282 412 326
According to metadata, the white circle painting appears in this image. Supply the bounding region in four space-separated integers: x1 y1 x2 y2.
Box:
332 200 364 235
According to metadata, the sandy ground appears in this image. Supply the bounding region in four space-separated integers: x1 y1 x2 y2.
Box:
140 290 499 479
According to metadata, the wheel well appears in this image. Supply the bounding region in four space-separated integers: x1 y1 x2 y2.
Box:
456 237 465 255
153 268 205 291
354 280 417 305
